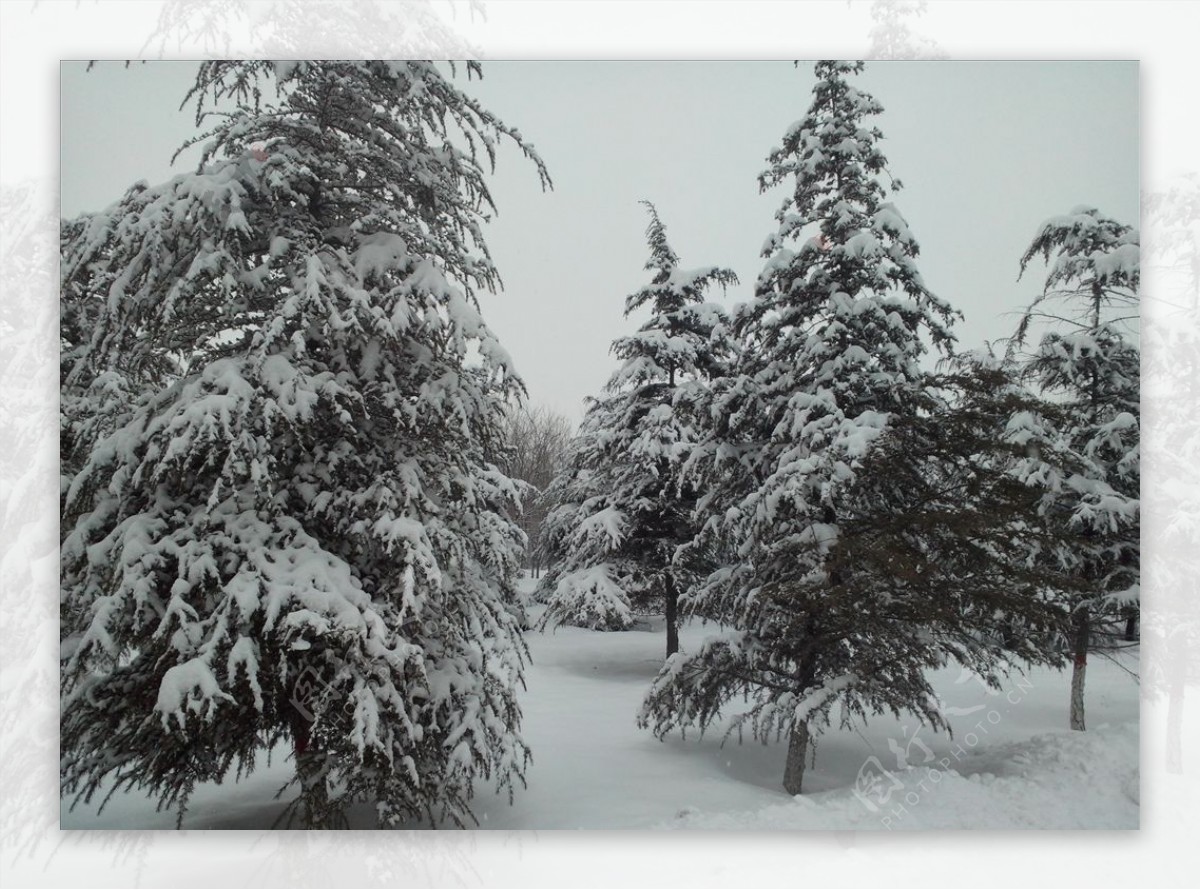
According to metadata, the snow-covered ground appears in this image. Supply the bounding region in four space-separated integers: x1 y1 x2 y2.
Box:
61 577 1139 830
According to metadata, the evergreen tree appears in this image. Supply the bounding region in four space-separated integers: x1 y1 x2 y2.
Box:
928 347 1084 658
1012 206 1140 731
537 202 736 654
60 61 549 828
534 395 634 628
640 61 1053 795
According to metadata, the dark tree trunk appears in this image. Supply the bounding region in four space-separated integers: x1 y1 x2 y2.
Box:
286 692 312 758
1003 616 1018 649
286 691 338 826
665 575 679 658
783 647 819 795
783 721 810 795
1124 612 1137 642
1069 607 1090 731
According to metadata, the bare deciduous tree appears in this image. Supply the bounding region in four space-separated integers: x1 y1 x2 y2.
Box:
499 405 573 577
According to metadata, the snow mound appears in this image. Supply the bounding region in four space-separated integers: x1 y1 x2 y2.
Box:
665 723 1137 830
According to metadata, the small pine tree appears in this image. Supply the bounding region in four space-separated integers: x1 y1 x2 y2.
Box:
1012 206 1141 731
60 61 549 828
534 396 639 630
639 61 1053 795
537 202 736 654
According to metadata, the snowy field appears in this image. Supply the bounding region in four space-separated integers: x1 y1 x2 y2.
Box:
61 577 1139 831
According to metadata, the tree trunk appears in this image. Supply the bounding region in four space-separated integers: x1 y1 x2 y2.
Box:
1069 608 1090 731
1003 616 1018 649
665 576 679 658
783 721 810 795
288 697 312 758
287 701 321 823
1123 612 1137 642
296 750 335 828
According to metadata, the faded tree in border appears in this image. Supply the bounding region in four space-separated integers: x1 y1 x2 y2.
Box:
1012 206 1141 732
639 61 1060 795
60 61 549 828
1143 174 1200 772
537 202 736 653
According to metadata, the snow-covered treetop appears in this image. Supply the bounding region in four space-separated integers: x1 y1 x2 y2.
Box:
181 61 552 301
759 61 886 229
62 61 550 395
631 199 680 286
1012 207 1140 386
609 201 738 393
624 201 737 315
1020 206 1139 301
747 59 956 364
708 60 957 484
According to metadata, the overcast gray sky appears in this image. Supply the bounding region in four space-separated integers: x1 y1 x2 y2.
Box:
61 60 1138 423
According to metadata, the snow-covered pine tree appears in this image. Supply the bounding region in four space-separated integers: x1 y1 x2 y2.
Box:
536 202 736 654
640 60 1014 795
60 216 145 502
533 395 633 628
60 61 549 828
926 347 1084 659
1012 206 1141 731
